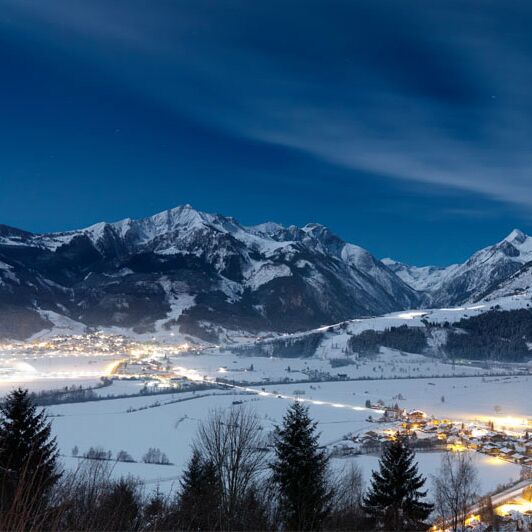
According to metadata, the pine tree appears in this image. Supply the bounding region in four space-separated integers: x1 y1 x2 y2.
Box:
363 434 432 530
0 388 60 509
97 478 142 531
271 402 332 531
143 488 167 531
177 448 221 530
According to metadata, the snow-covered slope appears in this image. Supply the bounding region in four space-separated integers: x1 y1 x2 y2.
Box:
477 260 532 302
384 229 532 306
230 308 438 360
0 205 419 340
229 298 532 364
381 259 457 294
2 206 531 342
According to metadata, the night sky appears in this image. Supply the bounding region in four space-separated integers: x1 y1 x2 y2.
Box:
1 0 531 265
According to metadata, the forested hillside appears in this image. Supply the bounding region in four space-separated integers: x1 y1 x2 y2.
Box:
445 308 532 362
345 310 532 362
347 325 428 355
229 331 325 358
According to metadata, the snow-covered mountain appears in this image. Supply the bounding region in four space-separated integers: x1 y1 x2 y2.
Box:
384 229 532 306
478 260 532 302
381 259 452 294
2 207 531 342
0 205 419 340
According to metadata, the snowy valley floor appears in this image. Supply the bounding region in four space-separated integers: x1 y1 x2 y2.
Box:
46 375 529 498
1 301 530 504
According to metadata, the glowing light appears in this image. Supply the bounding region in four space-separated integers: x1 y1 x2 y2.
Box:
396 311 427 320
484 456 507 466
464 514 481 526
477 415 529 430
13 362 38 375
447 443 467 452
496 501 532 516
104 359 124 376
171 366 204 382
383 429 398 440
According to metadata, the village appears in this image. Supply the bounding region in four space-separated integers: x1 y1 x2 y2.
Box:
331 403 532 468
114 355 532 475
0 331 201 359
328 405 532 529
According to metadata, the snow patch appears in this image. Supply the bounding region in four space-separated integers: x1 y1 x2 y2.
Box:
246 263 292 290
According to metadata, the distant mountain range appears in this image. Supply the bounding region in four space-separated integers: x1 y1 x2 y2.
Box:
383 228 532 306
0 205 530 341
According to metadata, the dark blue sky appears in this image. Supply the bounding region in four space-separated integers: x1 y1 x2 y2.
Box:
1 0 531 265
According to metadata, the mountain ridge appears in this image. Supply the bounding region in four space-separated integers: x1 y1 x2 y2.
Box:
0 205 419 341
0 206 530 342
383 228 532 306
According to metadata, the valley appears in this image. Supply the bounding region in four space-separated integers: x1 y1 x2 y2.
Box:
0 300 529 505
1 206 531 528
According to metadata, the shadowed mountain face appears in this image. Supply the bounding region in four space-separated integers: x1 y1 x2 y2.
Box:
0 205 420 340
384 229 532 306
0 205 529 342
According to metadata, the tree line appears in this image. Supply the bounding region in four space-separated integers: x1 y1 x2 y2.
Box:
229 332 325 358
347 325 428 355
0 388 483 531
346 309 532 362
445 308 532 362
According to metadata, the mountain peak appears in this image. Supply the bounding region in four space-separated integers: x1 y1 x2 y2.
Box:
504 228 527 245
152 204 205 224
0 205 422 340
381 257 399 266
247 221 286 235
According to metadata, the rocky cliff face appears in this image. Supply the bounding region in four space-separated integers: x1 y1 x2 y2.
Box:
0 205 419 340
383 229 532 306
3 206 529 342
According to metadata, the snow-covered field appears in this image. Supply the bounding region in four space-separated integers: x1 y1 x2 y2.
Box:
0 297 529 502
166 347 489 385
336 452 520 496
0 351 119 394
264 375 531 422
58 449 520 499
47 375 528 497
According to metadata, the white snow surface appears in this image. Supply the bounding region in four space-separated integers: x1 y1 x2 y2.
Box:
244 262 292 290
45 375 527 495
382 259 457 292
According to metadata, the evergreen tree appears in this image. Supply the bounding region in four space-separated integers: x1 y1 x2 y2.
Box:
270 402 332 531
177 448 222 530
363 434 432 530
143 488 167 531
97 478 142 531
0 388 60 509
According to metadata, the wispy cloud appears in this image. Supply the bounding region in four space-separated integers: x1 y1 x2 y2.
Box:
3 0 532 209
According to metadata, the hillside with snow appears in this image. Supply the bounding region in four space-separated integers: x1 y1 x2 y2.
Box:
225 297 532 364
1 205 531 343
384 229 532 306
0 205 419 340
